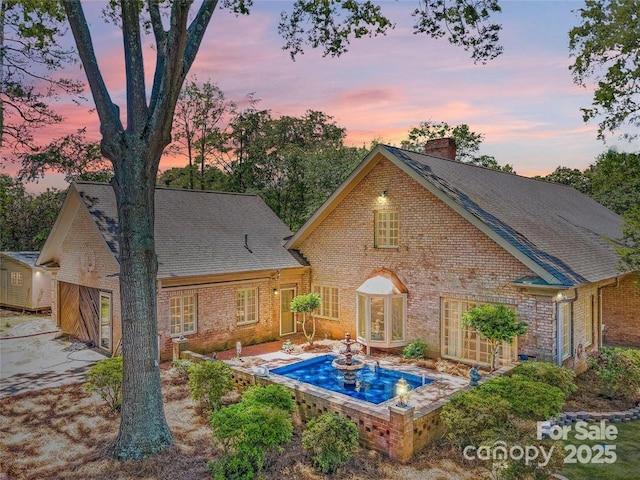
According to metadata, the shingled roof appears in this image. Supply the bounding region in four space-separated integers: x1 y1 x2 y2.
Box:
72 182 305 279
287 144 625 287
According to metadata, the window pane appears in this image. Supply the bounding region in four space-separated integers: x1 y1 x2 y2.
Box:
170 297 181 335
183 295 195 332
370 297 385 341
391 296 404 341
357 294 366 339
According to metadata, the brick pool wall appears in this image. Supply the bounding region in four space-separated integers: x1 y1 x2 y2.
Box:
228 365 446 463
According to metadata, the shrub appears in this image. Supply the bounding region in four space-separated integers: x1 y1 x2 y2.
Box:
302 413 359 474
479 376 564 420
588 347 640 400
188 360 234 413
512 361 577 398
402 340 428 359
462 304 527 371
241 384 293 413
290 293 322 346
441 389 511 448
84 356 123 413
210 400 293 479
614 346 640 369
170 359 193 383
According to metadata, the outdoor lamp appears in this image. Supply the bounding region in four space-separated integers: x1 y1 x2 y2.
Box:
273 288 279 296
395 376 409 407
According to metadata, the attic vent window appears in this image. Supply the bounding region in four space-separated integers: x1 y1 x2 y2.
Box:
375 211 399 248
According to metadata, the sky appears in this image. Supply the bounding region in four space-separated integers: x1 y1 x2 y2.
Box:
3 0 638 193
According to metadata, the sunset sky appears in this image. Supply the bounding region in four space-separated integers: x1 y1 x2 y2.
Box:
4 0 637 192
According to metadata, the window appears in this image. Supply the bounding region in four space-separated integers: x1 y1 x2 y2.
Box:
584 295 594 347
356 293 406 347
375 210 399 248
237 288 258 325
312 285 339 320
441 299 518 367
170 294 197 335
560 302 572 360
10 272 23 287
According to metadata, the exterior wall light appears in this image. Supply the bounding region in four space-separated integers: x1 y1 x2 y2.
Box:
273 288 279 296
395 376 409 407
381 190 387 198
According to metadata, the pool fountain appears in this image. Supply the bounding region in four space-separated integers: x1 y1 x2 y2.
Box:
271 333 431 404
331 332 365 387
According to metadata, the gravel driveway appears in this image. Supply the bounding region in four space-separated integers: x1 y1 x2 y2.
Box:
0 318 107 397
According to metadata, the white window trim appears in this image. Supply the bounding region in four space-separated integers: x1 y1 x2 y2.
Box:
237 287 259 326
559 302 572 361
312 285 339 321
11 271 23 287
440 298 518 367
374 210 399 249
356 293 407 349
170 294 197 337
584 296 594 347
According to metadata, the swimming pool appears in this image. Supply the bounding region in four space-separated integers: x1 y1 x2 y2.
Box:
271 354 431 404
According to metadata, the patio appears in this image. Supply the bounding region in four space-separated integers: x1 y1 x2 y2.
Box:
181 338 499 462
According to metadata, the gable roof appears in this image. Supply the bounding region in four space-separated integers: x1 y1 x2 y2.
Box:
287 144 625 287
1 252 41 268
43 182 305 279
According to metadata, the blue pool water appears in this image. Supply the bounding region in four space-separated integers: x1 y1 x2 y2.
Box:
271 354 431 405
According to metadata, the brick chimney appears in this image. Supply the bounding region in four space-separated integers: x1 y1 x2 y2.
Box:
424 138 457 161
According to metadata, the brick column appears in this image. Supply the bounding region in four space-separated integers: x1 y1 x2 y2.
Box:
388 404 415 463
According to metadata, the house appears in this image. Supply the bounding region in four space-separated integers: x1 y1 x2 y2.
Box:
37 182 309 359
285 140 640 370
0 252 52 312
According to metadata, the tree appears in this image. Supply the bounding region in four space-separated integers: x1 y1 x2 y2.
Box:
535 166 591 194
291 293 322 347
462 304 527 371
45 0 501 459
170 78 235 190
400 121 515 172
587 149 640 215
618 206 640 275
569 0 640 140
18 128 113 183
0 174 65 251
0 0 82 151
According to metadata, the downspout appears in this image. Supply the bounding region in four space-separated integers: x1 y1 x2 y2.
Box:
556 288 579 366
597 277 620 348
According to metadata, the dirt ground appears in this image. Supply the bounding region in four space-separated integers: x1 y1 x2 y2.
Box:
0 368 486 480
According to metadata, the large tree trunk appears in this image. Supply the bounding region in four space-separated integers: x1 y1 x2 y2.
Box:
110 145 172 459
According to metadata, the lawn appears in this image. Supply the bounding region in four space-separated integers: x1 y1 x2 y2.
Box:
561 421 640 480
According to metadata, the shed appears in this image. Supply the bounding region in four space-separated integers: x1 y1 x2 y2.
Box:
0 252 52 312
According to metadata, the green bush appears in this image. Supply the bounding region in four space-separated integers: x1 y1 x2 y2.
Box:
614 346 640 369
241 384 293 413
588 347 640 400
512 361 577 398
441 389 511 448
210 399 293 479
302 413 359 474
84 356 123 413
170 359 193 383
478 376 564 420
188 360 234 413
402 340 428 359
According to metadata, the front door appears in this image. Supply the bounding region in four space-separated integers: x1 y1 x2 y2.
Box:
280 287 296 336
99 292 112 351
